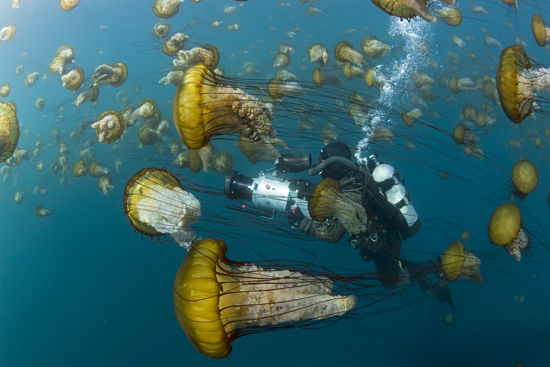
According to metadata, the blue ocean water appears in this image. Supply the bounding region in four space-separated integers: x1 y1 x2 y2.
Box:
0 0 549 366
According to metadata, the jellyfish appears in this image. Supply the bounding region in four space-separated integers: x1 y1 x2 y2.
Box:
496 45 550 124
210 20 223 29
466 51 478 62
162 33 190 56
11 0 22 8
24 72 39 87
334 41 365 67
92 62 128 87
15 65 23 75
34 97 46 111
470 5 488 14
369 126 394 144
91 110 125 144
238 136 280 164
460 230 471 242
1 83 11 98
312 68 344 87
401 108 423 128
98 175 113 195
153 0 183 19
89 161 111 177
61 68 85 91
446 51 461 65
227 23 241 32
128 98 157 126
173 237 356 359
60 0 79 11
73 160 86 177
462 104 478 121
364 67 384 90
152 21 171 39
36 161 44 171
159 67 185 86
412 70 433 90
484 34 501 49
511 159 538 200
452 124 483 159
434 6 462 26
273 53 291 68
74 85 99 106
308 178 368 235
169 140 182 157
173 63 275 150
14 191 24 205
370 0 436 24
267 78 305 98
12 149 29 166
58 140 69 155
308 43 329 69
449 76 477 93
441 241 483 284
211 152 234 174
0 101 20 164
0 25 16 42
277 42 295 55
360 36 391 59
123 168 201 247
277 69 297 81
488 203 529 262
223 4 236 14
451 35 465 49
532 14 550 47
36 205 50 218
173 45 219 69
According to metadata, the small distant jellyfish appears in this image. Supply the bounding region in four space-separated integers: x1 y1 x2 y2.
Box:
12 0 23 9
273 53 291 68
451 34 465 49
308 43 329 70
162 33 190 56
211 152 234 174
73 160 86 177
134 84 142 95
34 97 46 111
452 124 483 159
128 98 157 126
531 14 550 47
15 65 23 75
0 25 16 42
14 190 24 205
89 161 111 177
484 34 501 49
152 21 171 39
159 68 185 86
114 158 123 174
210 20 223 29
36 205 50 217
470 5 488 14
448 77 477 93
91 110 125 144
444 314 454 324
92 62 128 87
153 0 184 19
0 83 10 98
306 5 321 15
227 23 241 32
60 0 79 11
98 175 113 195
223 5 236 14
24 72 39 87
360 36 391 59
36 161 45 171
169 140 181 157
435 6 462 26
334 41 365 67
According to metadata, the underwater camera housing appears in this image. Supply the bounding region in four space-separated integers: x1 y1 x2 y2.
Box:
224 154 313 218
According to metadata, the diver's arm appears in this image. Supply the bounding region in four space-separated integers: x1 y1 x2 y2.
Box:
288 207 347 243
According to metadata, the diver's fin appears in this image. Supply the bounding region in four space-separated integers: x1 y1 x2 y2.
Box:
417 276 455 310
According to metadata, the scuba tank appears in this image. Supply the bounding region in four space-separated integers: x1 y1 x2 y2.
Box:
368 154 419 231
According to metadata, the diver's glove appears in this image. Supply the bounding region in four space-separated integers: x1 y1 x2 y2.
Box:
287 205 305 228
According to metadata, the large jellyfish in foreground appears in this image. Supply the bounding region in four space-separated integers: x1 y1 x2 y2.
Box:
0 101 19 164
441 241 483 284
123 168 201 248
91 110 125 144
172 63 275 150
173 237 356 359
496 45 550 124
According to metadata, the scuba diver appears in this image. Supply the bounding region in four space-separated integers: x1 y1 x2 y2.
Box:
224 141 454 309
